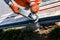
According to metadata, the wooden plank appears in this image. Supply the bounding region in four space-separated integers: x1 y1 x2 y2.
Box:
0 0 60 26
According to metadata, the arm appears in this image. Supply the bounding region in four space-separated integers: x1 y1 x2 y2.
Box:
10 4 19 14
4 0 19 14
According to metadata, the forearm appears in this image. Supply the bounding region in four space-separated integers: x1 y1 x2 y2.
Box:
4 0 19 14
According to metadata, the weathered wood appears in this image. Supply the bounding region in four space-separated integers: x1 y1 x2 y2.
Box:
0 0 60 28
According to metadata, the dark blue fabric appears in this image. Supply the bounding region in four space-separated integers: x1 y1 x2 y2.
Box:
4 0 10 5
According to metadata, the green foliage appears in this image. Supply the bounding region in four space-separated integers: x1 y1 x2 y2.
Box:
0 27 40 40
1 29 22 40
0 29 3 40
48 26 60 40
0 26 60 40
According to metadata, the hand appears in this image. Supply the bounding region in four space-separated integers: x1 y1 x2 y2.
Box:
10 4 19 14
55 22 60 26
30 2 39 13
4 0 11 5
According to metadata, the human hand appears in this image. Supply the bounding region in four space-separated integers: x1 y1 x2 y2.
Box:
30 2 39 13
55 22 60 26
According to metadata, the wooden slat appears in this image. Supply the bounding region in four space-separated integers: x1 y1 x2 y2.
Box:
39 2 60 10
